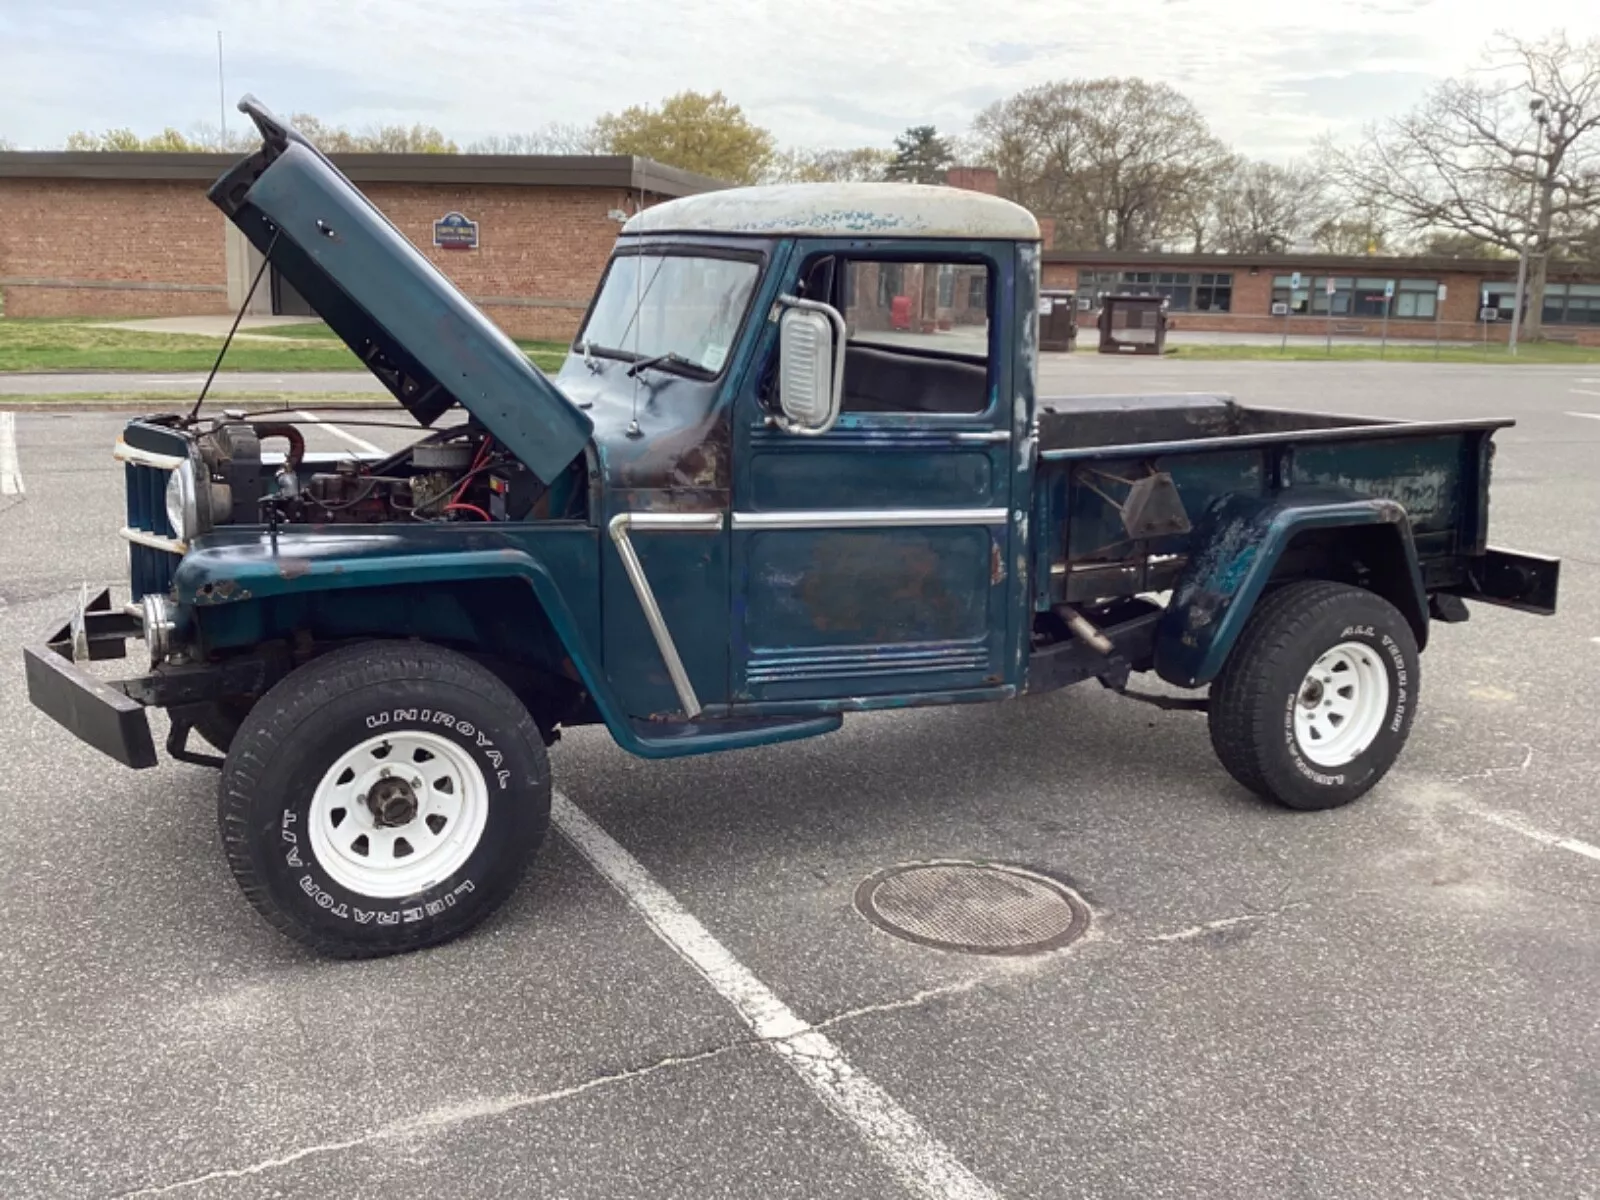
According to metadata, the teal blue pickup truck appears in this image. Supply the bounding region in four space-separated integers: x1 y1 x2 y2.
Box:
25 100 1560 957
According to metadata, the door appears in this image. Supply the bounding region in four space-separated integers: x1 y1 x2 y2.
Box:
731 243 1018 706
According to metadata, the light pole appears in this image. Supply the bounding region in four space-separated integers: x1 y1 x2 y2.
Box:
1508 98 1549 355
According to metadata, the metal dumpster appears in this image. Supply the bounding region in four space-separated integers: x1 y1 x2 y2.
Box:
1097 293 1168 355
1039 289 1079 352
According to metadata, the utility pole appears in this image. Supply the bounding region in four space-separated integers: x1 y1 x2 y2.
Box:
1508 98 1549 356
216 32 226 149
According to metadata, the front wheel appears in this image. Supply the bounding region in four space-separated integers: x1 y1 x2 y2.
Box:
219 642 551 958
1208 581 1420 811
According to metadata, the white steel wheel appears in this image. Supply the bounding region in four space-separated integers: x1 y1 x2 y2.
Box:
308 730 490 899
1292 641 1391 768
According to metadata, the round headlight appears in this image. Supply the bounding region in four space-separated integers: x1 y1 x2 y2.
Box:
165 460 197 541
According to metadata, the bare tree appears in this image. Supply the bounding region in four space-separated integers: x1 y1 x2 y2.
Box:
972 78 1232 251
764 146 892 184
1325 31 1600 338
274 114 456 153
1208 159 1329 254
466 124 605 155
1572 214 1600 261
1417 230 1512 258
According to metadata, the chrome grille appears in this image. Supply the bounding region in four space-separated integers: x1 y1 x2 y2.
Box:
124 461 178 600
115 421 190 602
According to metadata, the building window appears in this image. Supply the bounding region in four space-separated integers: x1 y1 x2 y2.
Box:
1271 275 1313 314
1483 281 1513 321
937 264 955 308
1394 279 1438 319
1077 270 1118 308
968 273 987 309
1351 278 1393 318
1195 272 1232 312
1480 280 1600 325
1566 284 1600 325
1278 275 1439 319
1532 281 1600 325
1116 270 1218 312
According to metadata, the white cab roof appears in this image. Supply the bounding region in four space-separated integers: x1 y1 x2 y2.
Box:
622 182 1040 241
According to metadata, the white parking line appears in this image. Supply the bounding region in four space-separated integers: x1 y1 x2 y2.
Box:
293 409 385 457
1565 410 1600 421
0 412 24 495
551 793 1001 1200
1450 796 1600 863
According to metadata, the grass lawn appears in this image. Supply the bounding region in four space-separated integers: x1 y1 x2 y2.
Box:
244 320 570 370
1166 341 1600 364
0 319 570 374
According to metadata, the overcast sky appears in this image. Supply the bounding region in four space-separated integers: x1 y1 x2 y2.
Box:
2 1 1597 158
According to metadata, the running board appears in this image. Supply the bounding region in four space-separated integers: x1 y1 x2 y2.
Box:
626 713 843 759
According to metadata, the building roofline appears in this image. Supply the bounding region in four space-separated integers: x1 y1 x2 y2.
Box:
0 151 725 196
1041 248 1600 278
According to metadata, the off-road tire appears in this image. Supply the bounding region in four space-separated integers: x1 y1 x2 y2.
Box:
219 641 550 958
1209 581 1419 811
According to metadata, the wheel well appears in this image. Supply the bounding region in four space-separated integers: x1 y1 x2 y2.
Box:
194 578 594 732
1267 525 1428 646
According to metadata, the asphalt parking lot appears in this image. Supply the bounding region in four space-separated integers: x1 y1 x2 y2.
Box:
2 359 1597 1199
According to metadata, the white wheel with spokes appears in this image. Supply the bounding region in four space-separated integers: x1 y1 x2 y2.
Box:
308 730 490 899
1292 641 1391 767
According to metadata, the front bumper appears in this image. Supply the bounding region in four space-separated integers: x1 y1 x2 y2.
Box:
23 589 157 769
24 587 283 770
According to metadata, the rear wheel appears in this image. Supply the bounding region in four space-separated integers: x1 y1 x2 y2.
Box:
1208 581 1419 811
219 642 550 958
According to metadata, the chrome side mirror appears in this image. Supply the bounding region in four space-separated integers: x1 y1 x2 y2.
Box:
775 294 846 436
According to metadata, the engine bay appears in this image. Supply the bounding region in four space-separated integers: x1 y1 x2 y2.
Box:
175 411 579 531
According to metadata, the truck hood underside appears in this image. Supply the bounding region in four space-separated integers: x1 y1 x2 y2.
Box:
207 97 592 486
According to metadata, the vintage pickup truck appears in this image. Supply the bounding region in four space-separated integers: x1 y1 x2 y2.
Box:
25 100 1560 957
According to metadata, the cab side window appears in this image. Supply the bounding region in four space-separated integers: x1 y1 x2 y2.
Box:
801 256 992 417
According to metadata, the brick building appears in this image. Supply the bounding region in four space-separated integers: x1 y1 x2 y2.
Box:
1042 251 1600 346
6 148 1595 348
0 151 721 339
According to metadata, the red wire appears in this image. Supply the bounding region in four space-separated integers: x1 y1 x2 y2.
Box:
453 437 493 503
444 502 493 522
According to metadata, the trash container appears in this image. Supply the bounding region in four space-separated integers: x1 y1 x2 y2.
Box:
1097 293 1168 355
1039 289 1078 352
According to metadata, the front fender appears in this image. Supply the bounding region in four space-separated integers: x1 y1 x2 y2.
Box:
1155 489 1427 688
170 524 641 746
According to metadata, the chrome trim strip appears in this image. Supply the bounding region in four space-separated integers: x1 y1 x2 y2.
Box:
732 507 1009 531
953 430 1011 443
119 526 187 555
113 440 185 471
606 511 725 718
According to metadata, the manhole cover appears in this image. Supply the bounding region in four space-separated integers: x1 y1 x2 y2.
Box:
854 861 1090 955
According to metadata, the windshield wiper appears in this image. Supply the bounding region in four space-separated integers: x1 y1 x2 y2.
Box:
578 337 601 374
625 350 699 378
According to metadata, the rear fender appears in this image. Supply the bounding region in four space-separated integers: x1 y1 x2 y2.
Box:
1155 489 1427 688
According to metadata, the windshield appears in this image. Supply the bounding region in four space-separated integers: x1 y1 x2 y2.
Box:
579 253 761 376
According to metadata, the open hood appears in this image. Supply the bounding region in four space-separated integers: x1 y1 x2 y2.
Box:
208 97 592 485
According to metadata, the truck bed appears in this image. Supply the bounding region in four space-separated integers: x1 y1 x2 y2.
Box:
1040 392 1403 452
1032 392 1513 608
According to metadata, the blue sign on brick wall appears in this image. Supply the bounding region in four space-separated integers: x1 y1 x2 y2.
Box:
432 212 479 250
